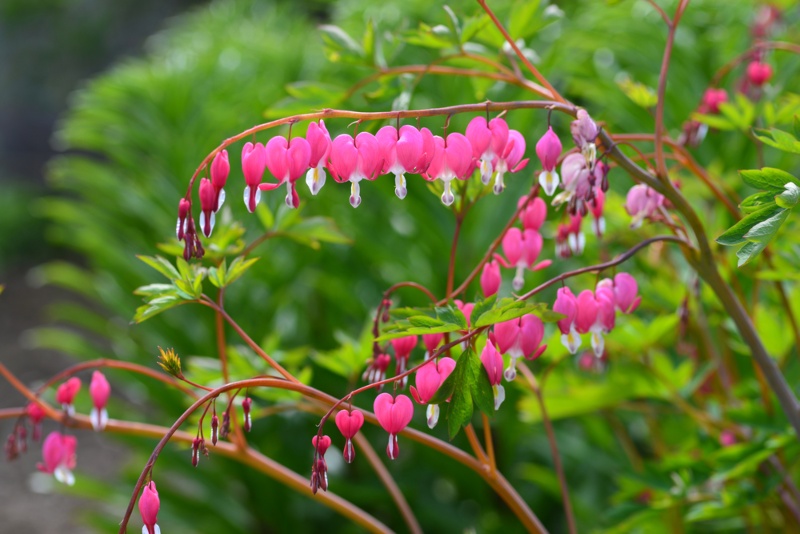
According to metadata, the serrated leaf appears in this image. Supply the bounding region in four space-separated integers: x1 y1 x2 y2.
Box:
740 168 799 192
175 257 192 281
137 255 180 281
474 298 546 327
408 315 446 328
174 278 200 299
754 127 800 154
436 305 468 330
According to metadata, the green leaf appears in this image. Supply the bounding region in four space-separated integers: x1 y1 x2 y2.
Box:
460 14 489 44
403 23 455 49
133 295 182 323
445 348 476 439
617 77 658 109
509 0 542 39
692 112 735 131
474 298 557 328
255 201 274 230
470 295 497 328
775 183 800 209
794 115 800 138
738 192 776 214
137 255 180 281
436 305 468 330
225 256 259 286
318 24 364 63
472 361 495 416
407 315 446 328
740 168 800 192
442 5 462 45
754 127 800 154
716 203 784 246
133 283 176 297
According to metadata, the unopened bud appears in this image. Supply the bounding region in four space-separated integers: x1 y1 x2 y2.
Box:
242 397 253 432
211 414 219 445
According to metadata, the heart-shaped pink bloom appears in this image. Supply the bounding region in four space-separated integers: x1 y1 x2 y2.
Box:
242 141 267 212
490 130 529 194
335 409 365 439
56 377 81 408
425 133 472 205
701 88 728 114
307 121 331 168
594 284 617 333
481 342 503 386
210 149 229 212
38 431 78 485
391 336 418 361
747 61 773 86
312 435 332 456
465 116 491 159
553 287 578 335
374 393 414 434
480 259 502 298
518 196 547 231
410 357 456 405
262 136 312 208
328 132 382 207
494 315 545 360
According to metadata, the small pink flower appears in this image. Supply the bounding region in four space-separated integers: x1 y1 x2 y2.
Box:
175 198 190 241
591 284 617 357
424 132 473 206
409 357 456 428
37 431 77 486
391 335 419 388
198 178 216 238
138 480 161 534
498 227 551 290
328 132 383 208
311 435 332 493
493 314 546 380
89 371 111 431
374 393 414 460
480 260 502 298
422 333 444 359
746 61 772 86
376 125 427 199
55 377 81 415
305 121 332 195
491 130 529 195
241 141 267 213
701 88 728 114
26 402 46 441
553 287 581 354
613 273 641 314
210 149 229 211
211 414 219 445
261 136 312 208
362 353 391 385
625 184 664 229
535 126 563 195
719 430 737 447
518 196 547 231
335 409 365 463
466 116 509 185
480 342 506 410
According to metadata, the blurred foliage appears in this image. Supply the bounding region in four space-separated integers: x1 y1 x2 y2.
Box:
24 0 800 532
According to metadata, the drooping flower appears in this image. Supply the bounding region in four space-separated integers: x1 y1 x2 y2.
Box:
242 397 253 432
536 126 563 196
376 125 429 200
570 109 599 165
465 116 509 185
241 141 267 213
409 357 456 428
210 149 229 212
305 120 332 195
746 61 773 86
310 435 332 493
335 409 364 464
480 260 502 298
613 272 641 313
373 393 414 460
553 153 593 216
553 287 580 354
391 335 418 388
519 196 547 231
55 377 81 416
175 198 190 241
362 353 392 385
555 215 585 258
261 136 312 208
198 178 216 238
211 414 219 445
89 371 111 431
700 88 728 114
625 184 664 228
328 132 383 208
498 227 551 290
493 314 546 380
422 333 444 360
491 130 529 195
138 481 161 534
590 283 616 357
37 431 78 486
588 186 605 237
424 132 473 206
480 342 506 410
26 402 46 441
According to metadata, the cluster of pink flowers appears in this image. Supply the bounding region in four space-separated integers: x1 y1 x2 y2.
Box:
553 272 640 357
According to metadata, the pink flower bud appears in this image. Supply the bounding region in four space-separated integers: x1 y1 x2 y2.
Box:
575 290 599 335
373 393 414 460
613 272 641 313
242 397 253 432
242 141 267 212
480 260 502 297
55 377 81 414
176 198 190 241
89 371 110 431
211 414 219 445
138 481 161 534
518 196 547 231
701 88 728 114
746 61 773 86
26 402 46 441
198 178 216 238
535 126 562 172
480 343 506 410
210 149 229 211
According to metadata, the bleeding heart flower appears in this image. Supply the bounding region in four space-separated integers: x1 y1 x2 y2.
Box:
241 141 267 213
335 409 365 463
89 371 111 431
409 357 456 428
261 136 312 208
305 120 331 195
480 342 506 410
373 393 414 460
55 377 81 416
424 132 473 206
37 431 78 486
210 149 229 211
536 126 563 195
328 132 383 208
138 481 161 534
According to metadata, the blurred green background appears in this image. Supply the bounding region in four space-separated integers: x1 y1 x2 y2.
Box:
2 0 800 532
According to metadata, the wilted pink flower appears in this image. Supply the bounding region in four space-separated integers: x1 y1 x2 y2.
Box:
498 227 551 291
466 116 509 185
56 377 81 415
138 481 161 534
519 196 547 231
328 132 383 208
210 149 229 211
335 409 364 463
480 260 502 297
310 435 332 493
536 126 563 195
554 153 593 216
37 431 77 486
555 215 585 259
480 342 506 410
242 141 267 213
374 393 414 460
410 357 456 428
305 120 331 195
211 414 219 445
89 371 111 431
424 132 473 206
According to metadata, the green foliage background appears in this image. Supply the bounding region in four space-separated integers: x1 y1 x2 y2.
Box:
25 0 800 531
